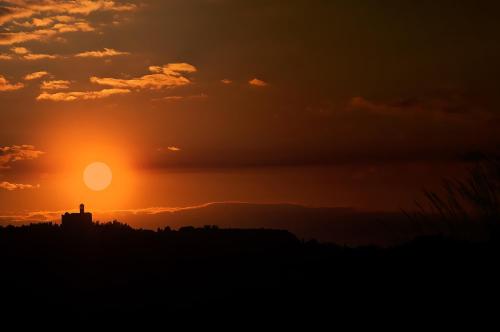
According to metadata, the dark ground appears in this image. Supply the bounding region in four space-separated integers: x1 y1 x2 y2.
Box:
0 221 498 325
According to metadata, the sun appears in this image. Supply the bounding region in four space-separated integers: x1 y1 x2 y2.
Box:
83 162 113 191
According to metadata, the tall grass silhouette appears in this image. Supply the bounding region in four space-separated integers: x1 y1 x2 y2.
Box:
405 156 500 241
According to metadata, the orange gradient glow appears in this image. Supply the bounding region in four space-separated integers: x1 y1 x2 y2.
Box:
31 118 139 211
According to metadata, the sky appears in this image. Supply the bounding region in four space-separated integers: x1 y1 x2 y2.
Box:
1 0 500 220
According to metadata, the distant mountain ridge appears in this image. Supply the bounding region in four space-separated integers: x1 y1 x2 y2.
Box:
99 202 419 246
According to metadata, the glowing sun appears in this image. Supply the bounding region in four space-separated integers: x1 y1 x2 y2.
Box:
83 162 112 191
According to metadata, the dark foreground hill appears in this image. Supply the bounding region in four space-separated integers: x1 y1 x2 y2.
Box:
0 222 499 324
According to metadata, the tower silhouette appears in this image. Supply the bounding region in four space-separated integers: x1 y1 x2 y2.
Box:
61 203 93 228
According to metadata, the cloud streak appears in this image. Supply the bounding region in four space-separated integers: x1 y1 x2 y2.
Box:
158 146 181 152
75 48 130 58
154 93 208 102
90 63 197 90
23 53 58 60
249 78 268 87
0 22 95 45
36 88 130 101
24 71 49 80
40 80 70 90
0 182 39 191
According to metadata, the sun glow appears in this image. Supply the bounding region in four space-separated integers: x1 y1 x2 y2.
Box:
83 162 112 191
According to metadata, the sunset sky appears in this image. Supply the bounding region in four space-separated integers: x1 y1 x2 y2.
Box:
1 0 499 223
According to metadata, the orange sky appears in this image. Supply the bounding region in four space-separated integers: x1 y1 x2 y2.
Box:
1 0 500 220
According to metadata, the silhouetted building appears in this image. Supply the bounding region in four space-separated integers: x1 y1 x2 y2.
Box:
61 203 92 228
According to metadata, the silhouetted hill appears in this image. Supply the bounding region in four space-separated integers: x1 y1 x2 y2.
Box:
104 202 480 246
0 221 499 323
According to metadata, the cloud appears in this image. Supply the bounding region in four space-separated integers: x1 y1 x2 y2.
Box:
0 182 39 191
154 93 208 102
158 146 181 152
0 0 137 26
32 17 54 27
149 63 197 74
24 71 49 80
75 48 130 58
0 75 24 91
4 47 127 61
40 80 70 90
0 54 13 60
221 79 232 84
53 15 76 23
11 46 29 54
158 96 184 102
0 21 95 45
0 145 44 168
52 21 94 33
9 47 59 60
90 63 197 90
249 78 268 87
36 88 130 101
22 53 58 60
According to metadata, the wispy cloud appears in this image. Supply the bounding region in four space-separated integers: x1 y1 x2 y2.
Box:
31 17 54 27
158 146 181 152
52 21 94 33
22 53 58 60
90 63 197 90
36 88 130 101
249 78 268 87
0 182 39 191
75 48 130 58
6 46 126 61
40 80 70 90
52 15 76 23
0 54 13 60
158 96 184 102
0 145 44 168
154 93 208 102
24 71 49 80
221 79 232 84
9 47 59 60
0 0 137 26
0 75 24 91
